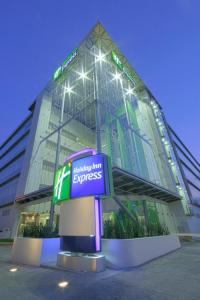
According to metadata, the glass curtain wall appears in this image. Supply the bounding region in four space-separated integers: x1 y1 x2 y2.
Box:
18 24 182 235
25 34 97 194
94 40 177 193
24 24 177 196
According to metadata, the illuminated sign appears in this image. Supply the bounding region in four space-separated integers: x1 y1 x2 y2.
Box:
71 154 109 198
111 51 135 86
53 154 112 204
53 163 71 204
53 48 78 81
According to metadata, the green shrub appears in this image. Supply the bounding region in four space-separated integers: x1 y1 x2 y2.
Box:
103 204 169 239
22 224 58 238
146 221 169 237
0 238 14 243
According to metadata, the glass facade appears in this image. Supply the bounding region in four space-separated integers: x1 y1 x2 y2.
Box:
25 55 97 193
96 55 176 193
17 198 60 236
24 24 178 200
2 23 199 235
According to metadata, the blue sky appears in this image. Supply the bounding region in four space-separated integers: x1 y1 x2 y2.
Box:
0 0 199 160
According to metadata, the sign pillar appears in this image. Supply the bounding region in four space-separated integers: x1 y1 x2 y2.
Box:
53 149 112 253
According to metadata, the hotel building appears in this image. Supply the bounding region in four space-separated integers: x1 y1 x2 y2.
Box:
0 23 199 237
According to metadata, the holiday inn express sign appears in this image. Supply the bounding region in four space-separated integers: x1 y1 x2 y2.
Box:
53 48 78 81
53 163 71 204
53 154 112 204
71 155 107 198
111 51 135 86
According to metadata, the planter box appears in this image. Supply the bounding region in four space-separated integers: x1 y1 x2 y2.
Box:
102 234 180 268
0 230 11 239
12 237 60 267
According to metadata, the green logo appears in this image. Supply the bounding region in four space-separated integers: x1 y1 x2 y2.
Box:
53 48 78 81
53 163 71 204
53 66 62 81
111 51 135 86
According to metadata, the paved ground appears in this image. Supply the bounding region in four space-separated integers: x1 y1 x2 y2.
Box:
0 241 200 299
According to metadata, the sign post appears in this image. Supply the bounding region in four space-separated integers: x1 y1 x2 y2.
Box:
53 149 112 254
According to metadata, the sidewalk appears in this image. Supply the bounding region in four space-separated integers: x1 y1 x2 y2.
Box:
0 241 200 300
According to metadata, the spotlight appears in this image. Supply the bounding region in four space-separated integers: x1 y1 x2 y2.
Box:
10 268 18 272
95 50 106 63
113 71 121 81
58 281 69 288
64 84 73 95
78 69 89 81
126 87 134 95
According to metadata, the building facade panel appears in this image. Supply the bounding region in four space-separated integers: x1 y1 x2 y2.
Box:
0 117 31 156
0 135 28 168
0 116 32 212
0 177 19 206
169 125 200 207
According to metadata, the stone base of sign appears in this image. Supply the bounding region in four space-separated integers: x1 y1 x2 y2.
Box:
11 237 60 267
57 252 105 272
102 234 181 268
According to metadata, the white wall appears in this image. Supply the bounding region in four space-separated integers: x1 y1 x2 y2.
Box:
59 196 96 236
0 204 19 236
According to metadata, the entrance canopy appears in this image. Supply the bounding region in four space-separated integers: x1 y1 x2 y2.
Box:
16 186 53 204
112 167 181 202
16 167 181 204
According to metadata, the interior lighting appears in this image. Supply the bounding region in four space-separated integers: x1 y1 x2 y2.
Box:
10 268 18 272
58 281 69 288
